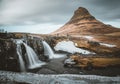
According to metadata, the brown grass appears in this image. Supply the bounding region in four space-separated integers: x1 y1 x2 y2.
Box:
71 55 120 68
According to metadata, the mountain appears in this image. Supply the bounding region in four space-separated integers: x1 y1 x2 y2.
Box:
52 7 120 35
50 7 120 55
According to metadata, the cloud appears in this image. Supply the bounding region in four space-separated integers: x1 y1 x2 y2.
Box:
0 0 120 25
0 0 80 25
0 0 120 33
81 0 120 21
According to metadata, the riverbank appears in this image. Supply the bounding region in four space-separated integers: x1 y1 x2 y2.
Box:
32 57 120 76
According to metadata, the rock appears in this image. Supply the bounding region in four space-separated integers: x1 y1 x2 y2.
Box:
0 38 19 71
27 38 44 59
0 33 15 39
64 58 76 67
70 7 95 22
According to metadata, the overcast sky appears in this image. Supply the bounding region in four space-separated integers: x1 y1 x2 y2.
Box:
0 0 120 34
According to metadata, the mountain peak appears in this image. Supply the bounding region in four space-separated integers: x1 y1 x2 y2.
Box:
70 7 95 21
74 7 90 16
51 7 120 35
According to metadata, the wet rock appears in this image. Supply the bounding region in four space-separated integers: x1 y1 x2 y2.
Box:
0 38 19 71
39 55 49 62
27 38 44 57
64 58 76 67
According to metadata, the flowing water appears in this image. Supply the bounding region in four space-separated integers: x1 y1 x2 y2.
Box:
14 40 65 71
0 71 120 84
15 39 46 71
16 40 26 72
23 43 46 69
42 41 66 59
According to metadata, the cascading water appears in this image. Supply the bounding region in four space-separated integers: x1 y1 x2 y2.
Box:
23 43 46 69
16 40 26 72
42 41 66 59
15 39 46 71
42 41 54 59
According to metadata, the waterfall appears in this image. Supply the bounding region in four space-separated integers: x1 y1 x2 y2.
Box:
23 43 46 69
16 40 26 72
42 41 54 59
42 41 66 59
15 39 46 71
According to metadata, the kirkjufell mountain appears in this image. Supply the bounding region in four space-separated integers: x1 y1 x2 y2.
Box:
51 7 120 52
52 7 120 35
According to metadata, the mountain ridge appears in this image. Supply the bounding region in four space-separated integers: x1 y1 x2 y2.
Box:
52 7 120 35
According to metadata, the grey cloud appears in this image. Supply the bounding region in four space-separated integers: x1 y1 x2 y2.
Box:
80 0 120 22
0 0 120 27
0 0 80 25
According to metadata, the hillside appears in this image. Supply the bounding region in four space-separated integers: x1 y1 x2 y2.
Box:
52 7 120 35
50 7 120 55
